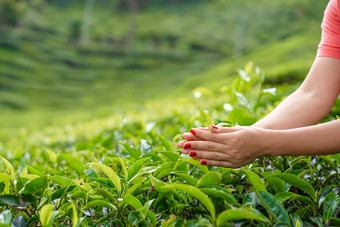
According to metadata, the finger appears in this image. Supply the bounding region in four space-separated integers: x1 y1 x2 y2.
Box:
190 128 226 143
182 133 200 141
188 150 229 161
177 141 186 148
199 159 234 168
184 141 225 152
209 125 242 133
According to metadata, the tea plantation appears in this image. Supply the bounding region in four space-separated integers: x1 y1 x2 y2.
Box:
1 63 340 226
1 0 340 226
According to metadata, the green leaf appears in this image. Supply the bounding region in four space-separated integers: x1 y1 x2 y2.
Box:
58 153 83 175
261 172 284 193
172 172 198 186
95 188 116 202
257 191 290 225
159 152 179 162
197 171 221 187
0 194 37 206
0 174 13 183
157 133 172 151
120 143 141 159
127 157 150 181
39 204 54 227
245 170 266 192
323 192 340 223
82 200 116 210
48 176 74 187
161 183 215 220
272 173 317 201
0 210 11 225
88 162 121 195
45 149 57 163
200 109 214 128
216 207 269 226
289 194 316 214
70 202 78 227
21 177 47 194
181 158 209 174
11 216 28 227
319 156 338 173
199 185 239 206
116 157 128 179
128 211 142 225
0 156 14 178
123 195 143 210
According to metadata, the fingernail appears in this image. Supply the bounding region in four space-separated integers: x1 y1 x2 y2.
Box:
184 143 191 149
189 151 197 157
200 160 207 165
190 129 196 136
182 135 184 139
212 125 218 129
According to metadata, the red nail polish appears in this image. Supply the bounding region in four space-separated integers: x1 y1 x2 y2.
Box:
190 129 196 136
200 160 207 165
189 151 197 157
182 135 185 139
212 125 218 129
184 143 191 149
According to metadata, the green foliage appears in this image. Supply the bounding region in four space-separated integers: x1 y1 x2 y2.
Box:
0 64 339 226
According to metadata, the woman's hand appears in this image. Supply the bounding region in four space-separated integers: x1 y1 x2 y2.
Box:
177 125 271 168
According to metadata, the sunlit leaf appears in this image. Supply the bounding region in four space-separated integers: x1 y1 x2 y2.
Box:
216 207 269 226
39 204 54 227
197 171 221 187
200 109 215 128
244 170 266 192
161 183 215 220
0 157 14 178
88 162 121 195
157 133 172 151
123 195 143 210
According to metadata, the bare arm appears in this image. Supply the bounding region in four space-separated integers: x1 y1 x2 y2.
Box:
266 119 340 156
253 57 340 129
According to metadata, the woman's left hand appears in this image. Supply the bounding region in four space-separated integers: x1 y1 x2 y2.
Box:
177 125 271 168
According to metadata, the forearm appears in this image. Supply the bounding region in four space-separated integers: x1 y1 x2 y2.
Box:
253 89 334 130
253 57 340 130
265 119 340 156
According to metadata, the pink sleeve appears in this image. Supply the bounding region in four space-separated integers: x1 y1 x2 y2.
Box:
317 0 340 59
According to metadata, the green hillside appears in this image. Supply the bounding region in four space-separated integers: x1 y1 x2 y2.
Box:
0 0 327 132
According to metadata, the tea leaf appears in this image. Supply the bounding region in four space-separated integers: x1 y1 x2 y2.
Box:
216 207 269 226
88 162 121 195
39 204 54 227
199 185 239 206
272 173 317 201
0 157 14 178
257 191 290 225
197 171 221 187
161 183 216 220
200 109 214 128
82 200 116 210
245 170 266 192
323 192 340 223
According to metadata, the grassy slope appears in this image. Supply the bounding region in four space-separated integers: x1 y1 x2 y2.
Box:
0 0 326 132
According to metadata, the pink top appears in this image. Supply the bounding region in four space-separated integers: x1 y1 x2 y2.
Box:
317 0 340 59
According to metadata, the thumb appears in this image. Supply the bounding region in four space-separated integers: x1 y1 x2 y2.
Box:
209 125 241 133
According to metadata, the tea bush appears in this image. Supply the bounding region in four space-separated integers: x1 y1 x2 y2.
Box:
0 63 339 226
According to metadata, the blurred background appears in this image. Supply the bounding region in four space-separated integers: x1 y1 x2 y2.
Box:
0 0 328 132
